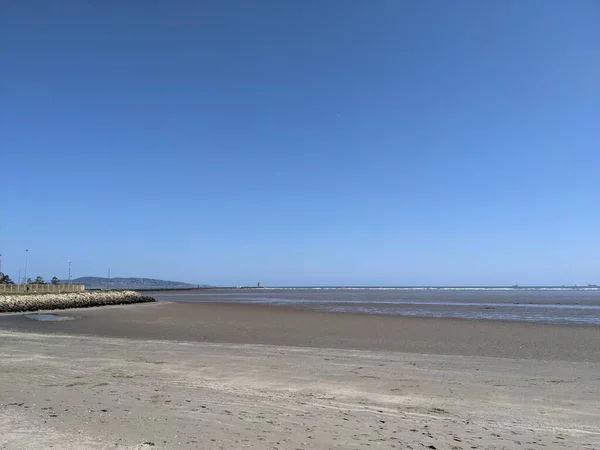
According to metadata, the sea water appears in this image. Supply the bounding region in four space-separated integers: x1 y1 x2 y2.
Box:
152 287 600 326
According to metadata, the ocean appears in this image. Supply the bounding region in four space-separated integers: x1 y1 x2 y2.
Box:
152 287 600 326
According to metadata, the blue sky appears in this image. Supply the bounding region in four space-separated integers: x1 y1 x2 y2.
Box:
2 1 599 286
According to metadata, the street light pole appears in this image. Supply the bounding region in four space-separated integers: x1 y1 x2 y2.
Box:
68 261 72 285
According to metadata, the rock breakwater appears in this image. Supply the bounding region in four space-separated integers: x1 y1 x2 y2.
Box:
0 291 155 313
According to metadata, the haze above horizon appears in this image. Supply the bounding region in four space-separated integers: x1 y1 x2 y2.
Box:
2 2 599 286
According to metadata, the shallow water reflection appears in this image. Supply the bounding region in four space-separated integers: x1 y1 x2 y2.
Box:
24 314 76 322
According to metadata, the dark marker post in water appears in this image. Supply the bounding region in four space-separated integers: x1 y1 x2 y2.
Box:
24 249 28 286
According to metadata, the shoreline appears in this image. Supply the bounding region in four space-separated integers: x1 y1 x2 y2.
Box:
147 288 600 327
175 300 600 328
3 298 600 329
1 301 598 362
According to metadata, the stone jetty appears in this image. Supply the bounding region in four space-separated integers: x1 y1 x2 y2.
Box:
0 290 155 313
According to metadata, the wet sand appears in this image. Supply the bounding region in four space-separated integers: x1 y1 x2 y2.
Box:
1 301 599 361
0 302 599 449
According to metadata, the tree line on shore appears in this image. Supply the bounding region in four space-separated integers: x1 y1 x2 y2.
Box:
0 273 60 285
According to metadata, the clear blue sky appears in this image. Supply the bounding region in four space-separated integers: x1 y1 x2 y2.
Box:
2 1 599 286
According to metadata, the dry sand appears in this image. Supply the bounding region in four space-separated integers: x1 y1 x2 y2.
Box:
0 302 599 449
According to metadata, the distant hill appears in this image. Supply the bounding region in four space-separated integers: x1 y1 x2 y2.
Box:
64 277 208 290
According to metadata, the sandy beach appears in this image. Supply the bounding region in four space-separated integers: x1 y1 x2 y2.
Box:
1 301 599 362
1 302 599 449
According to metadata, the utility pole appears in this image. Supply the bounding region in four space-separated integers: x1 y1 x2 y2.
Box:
68 261 72 285
24 249 28 284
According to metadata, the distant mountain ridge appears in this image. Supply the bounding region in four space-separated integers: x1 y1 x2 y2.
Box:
65 277 206 290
